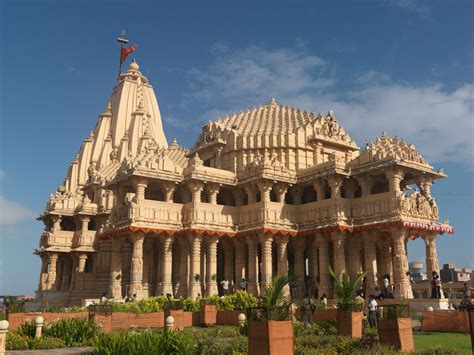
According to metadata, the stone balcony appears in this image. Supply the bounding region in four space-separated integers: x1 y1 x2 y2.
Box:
41 230 74 251
182 202 238 231
108 190 440 234
112 199 183 229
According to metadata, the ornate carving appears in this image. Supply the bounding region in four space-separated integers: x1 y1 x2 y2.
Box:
365 132 428 165
400 191 438 220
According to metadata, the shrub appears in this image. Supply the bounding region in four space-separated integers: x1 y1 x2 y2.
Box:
216 290 259 311
29 336 66 350
111 296 169 313
196 335 247 354
92 328 195 355
182 298 200 312
43 318 100 346
5 332 30 350
16 320 36 338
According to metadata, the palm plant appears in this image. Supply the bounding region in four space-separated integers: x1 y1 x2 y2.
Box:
261 275 293 308
328 266 367 311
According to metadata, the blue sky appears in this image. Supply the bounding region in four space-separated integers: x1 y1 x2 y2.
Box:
0 0 473 295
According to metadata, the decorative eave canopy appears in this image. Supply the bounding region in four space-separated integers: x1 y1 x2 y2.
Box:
183 153 237 186
297 153 351 183
237 152 296 185
350 132 446 179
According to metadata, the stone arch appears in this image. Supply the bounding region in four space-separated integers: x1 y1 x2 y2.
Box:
371 175 390 195
145 181 164 201
302 185 316 204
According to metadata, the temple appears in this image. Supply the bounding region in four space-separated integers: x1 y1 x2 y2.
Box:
36 61 453 305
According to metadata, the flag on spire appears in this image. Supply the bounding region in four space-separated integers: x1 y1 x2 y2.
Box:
120 44 137 64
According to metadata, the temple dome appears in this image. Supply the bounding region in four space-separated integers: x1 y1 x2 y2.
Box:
62 60 168 193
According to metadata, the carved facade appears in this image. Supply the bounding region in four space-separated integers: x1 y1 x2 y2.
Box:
36 61 453 305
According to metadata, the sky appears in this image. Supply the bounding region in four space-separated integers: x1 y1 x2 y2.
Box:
0 0 473 295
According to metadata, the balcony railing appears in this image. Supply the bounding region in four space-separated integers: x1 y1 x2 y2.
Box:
108 191 439 233
182 202 238 230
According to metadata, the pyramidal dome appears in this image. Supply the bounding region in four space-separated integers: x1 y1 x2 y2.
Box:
63 61 168 193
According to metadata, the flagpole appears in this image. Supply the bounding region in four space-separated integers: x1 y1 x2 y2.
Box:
117 30 129 78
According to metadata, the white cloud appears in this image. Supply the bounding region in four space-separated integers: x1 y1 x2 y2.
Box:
383 0 432 19
182 44 474 167
0 196 35 227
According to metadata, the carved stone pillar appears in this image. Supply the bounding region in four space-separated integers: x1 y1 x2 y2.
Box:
178 238 189 297
37 255 47 292
205 237 219 296
233 238 246 283
157 236 173 296
257 180 273 203
347 236 362 283
246 237 259 295
274 183 288 203
313 180 325 201
51 215 61 233
188 181 204 203
362 232 378 295
377 235 393 285
260 234 273 291
386 169 403 195
424 233 444 299
275 236 289 295
358 176 373 197
223 241 234 282
328 176 344 199
189 235 202 299
130 234 145 298
79 216 90 245
421 179 433 199
331 232 346 280
392 229 413 299
309 238 319 283
207 183 220 205
109 238 123 301
69 254 78 292
46 253 58 290
244 185 257 204
163 182 176 203
134 179 147 203
77 253 88 273
317 236 331 298
293 237 306 298
232 189 245 207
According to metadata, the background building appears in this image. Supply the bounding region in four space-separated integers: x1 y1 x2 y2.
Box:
409 261 427 283
440 263 472 283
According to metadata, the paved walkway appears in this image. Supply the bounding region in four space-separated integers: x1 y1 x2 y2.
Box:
7 347 93 354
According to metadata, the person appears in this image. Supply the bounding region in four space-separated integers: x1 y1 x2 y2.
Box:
301 293 315 328
354 292 365 312
367 295 378 328
196 293 202 301
435 275 442 299
320 293 328 310
100 293 108 304
221 278 230 295
240 278 248 292
383 275 390 298
464 283 471 300
373 286 383 300
430 275 437 298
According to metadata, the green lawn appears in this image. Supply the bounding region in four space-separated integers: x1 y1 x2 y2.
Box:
414 332 472 353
